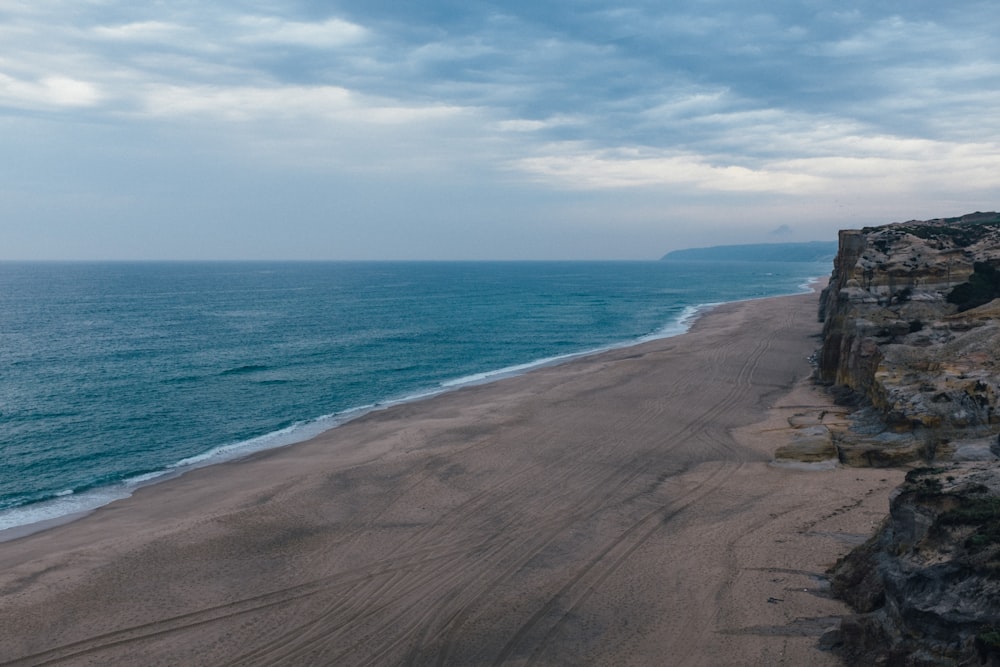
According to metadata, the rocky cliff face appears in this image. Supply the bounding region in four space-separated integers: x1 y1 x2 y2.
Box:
818 212 1000 464
828 465 1000 666
818 213 1000 665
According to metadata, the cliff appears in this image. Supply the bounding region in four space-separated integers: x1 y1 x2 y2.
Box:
817 213 1000 665
828 465 1000 666
817 212 1000 464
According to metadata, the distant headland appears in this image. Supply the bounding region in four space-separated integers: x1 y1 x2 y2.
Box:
661 241 838 262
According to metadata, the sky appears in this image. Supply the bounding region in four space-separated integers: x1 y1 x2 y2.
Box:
1 0 999 260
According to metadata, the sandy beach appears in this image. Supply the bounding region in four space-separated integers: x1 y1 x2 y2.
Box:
0 290 903 666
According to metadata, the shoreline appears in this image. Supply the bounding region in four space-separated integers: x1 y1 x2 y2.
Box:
0 277 824 543
0 285 895 665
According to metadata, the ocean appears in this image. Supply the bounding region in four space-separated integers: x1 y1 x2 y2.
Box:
0 260 829 536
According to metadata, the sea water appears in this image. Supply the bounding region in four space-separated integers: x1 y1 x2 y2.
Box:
0 260 829 535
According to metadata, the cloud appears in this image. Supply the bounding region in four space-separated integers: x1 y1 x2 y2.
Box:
821 16 955 58
234 16 369 48
3 0 1000 259
495 115 580 132
92 21 192 42
138 83 468 125
783 142 1000 194
496 119 550 132
0 73 102 109
513 146 827 192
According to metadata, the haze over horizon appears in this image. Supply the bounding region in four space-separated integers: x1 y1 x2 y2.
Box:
2 1 999 260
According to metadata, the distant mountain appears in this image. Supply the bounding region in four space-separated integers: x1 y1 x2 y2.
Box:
661 241 838 262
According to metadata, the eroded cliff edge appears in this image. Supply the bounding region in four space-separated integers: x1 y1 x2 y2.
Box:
815 212 1000 665
818 212 1000 465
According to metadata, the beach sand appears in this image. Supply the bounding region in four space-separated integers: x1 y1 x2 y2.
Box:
0 290 903 666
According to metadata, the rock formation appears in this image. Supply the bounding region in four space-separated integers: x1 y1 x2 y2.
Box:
818 212 1000 465
827 464 1000 666
816 213 1000 665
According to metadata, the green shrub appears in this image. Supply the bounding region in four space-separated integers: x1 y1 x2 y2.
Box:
937 496 1000 551
947 262 1000 312
938 496 1000 525
905 467 948 483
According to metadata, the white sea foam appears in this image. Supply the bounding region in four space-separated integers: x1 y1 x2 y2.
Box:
637 305 710 342
439 306 712 389
0 486 132 539
0 408 374 541
799 275 828 292
440 353 582 388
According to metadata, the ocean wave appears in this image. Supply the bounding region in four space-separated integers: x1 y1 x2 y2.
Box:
166 414 354 470
439 353 581 388
0 485 132 538
636 305 705 342
0 411 361 541
219 364 270 376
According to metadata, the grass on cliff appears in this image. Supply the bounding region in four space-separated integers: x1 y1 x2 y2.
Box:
936 496 1000 551
976 627 1000 661
905 467 947 497
904 469 1000 554
896 216 1000 246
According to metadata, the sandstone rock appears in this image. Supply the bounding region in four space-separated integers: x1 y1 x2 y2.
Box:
788 412 825 427
818 213 1000 441
835 439 927 467
949 438 998 462
773 425 838 463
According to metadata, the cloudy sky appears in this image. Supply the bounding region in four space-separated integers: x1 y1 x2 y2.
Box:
2 0 999 259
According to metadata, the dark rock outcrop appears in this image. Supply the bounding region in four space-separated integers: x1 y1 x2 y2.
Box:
827 466 1000 666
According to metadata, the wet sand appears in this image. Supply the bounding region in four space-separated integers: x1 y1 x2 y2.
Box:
0 290 903 666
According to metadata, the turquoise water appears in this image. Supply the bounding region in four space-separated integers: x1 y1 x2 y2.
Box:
0 260 828 534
